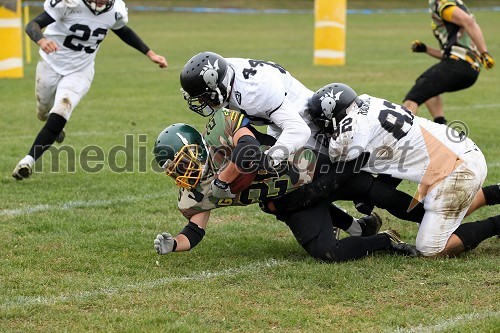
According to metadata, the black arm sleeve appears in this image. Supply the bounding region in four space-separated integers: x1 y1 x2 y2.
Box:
179 221 205 249
112 26 150 55
25 11 55 43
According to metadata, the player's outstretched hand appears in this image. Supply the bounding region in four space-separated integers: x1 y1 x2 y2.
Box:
481 52 495 69
154 232 176 254
147 50 168 68
411 40 427 53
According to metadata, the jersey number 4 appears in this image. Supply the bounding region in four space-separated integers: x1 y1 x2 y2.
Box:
242 60 286 79
63 24 107 54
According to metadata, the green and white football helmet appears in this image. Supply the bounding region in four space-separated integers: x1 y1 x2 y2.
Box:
153 123 209 190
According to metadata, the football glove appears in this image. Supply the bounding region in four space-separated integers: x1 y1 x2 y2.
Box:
411 40 427 53
210 178 235 199
480 52 495 69
154 232 176 255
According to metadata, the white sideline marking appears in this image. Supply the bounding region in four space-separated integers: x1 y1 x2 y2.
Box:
447 103 500 110
0 193 168 217
0 259 288 309
387 311 500 333
14 131 121 140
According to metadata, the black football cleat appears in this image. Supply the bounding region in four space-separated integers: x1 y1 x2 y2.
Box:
358 212 383 237
379 229 420 257
55 129 65 144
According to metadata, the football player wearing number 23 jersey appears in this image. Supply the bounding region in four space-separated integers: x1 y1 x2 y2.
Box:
12 0 167 180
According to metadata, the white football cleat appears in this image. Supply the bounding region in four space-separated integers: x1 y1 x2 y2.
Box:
12 156 35 180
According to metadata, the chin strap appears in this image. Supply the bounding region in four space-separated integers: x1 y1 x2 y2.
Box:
220 65 235 104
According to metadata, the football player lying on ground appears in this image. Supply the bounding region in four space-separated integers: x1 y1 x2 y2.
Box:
307 82 500 258
153 108 425 262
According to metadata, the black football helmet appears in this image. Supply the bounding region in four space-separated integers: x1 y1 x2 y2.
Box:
153 123 209 190
307 83 361 133
83 0 115 15
180 51 233 117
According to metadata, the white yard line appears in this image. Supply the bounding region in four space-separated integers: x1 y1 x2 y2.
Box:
0 193 168 217
12 131 132 140
387 311 500 333
0 259 288 309
447 103 500 110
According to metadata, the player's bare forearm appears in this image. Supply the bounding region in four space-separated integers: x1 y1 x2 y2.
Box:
146 50 168 68
113 26 167 68
426 46 443 60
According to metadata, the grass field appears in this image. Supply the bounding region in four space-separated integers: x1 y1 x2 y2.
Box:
1 2 499 332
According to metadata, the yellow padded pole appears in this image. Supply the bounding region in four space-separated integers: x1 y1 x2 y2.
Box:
314 0 346 66
0 0 24 78
23 2 30 64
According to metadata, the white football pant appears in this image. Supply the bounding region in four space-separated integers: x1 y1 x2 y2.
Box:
416 147 487 256
35 58 94 121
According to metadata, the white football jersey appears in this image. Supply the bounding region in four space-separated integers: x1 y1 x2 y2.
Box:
225 58 328 156
328 94 476 185
41 0 128 75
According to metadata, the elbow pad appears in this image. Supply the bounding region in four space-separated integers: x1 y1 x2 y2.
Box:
180 221 205 249
231 135 264 172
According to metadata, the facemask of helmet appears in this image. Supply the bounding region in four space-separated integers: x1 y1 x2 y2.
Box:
153 123 209 190
180 51 233 117
307 83 360 133
83 0 115 15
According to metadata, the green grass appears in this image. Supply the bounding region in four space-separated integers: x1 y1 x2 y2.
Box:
1 4 499 333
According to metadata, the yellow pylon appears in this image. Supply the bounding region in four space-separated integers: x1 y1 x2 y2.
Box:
314 0 346 66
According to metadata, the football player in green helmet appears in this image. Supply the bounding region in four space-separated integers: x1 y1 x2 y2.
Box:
152 108 427 262
153 123 209 190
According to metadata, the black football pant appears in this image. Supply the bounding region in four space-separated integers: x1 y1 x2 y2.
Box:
284 197 392 262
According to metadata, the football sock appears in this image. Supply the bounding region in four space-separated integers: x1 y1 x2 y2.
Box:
434 117 447 124
346 218 362 236
367 178 424 222
328 204 355 231
335 235 391 261
452 215 500 251
304 234 391 262
28 113 67 161
482 184 500 205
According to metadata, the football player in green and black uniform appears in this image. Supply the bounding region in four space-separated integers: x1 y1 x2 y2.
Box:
152 108 422 262
403 0 494 124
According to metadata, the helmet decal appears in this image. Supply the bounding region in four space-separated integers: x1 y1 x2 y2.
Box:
200 59 220 90
176 132 189 145
320 90 343 120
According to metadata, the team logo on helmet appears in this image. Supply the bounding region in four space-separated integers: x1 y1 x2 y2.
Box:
320 90 343 119
200 59 220 90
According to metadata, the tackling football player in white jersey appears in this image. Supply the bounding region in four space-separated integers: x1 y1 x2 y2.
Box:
179 51 329 197
12 0 167 180
307 82 500 257
179 52 332 160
